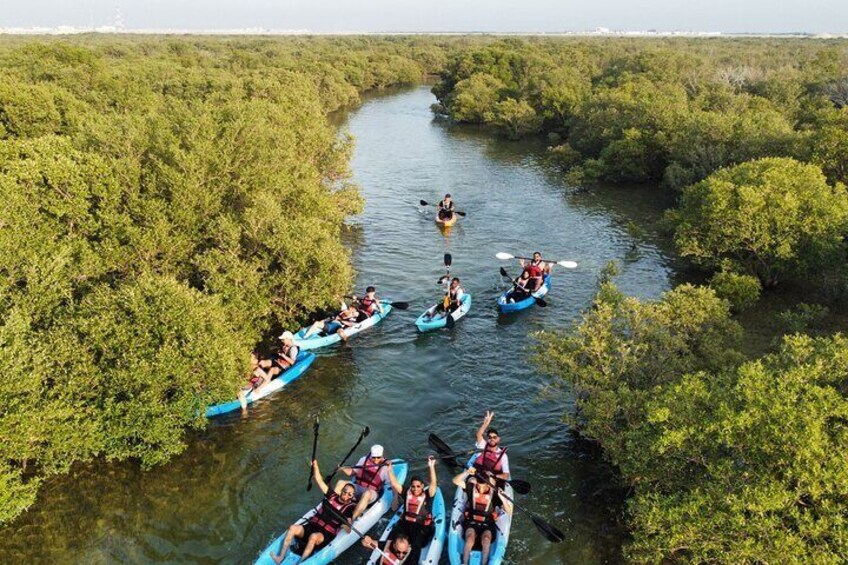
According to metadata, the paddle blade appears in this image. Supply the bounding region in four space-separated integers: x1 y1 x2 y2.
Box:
445 313 456 328
419 199 429 206
534 297 548 307
495 252 515 261
509 479 531 495
557 261 578 269
389 301 409 310
363 425 371 438
444 253 452 267
455 210 467 217
428 433 460 468
531 515 566 543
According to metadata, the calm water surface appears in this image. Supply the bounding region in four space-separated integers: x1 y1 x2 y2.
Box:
0 86 678 564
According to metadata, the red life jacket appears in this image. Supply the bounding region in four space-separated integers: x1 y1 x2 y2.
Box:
473 447 506 474
310 493 355 536
465 488 497 524
354 456 384 491
359 296 377 316
524 261 543 278
403 490 433 525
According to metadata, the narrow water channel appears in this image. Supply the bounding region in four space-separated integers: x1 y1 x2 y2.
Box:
0 86 678 564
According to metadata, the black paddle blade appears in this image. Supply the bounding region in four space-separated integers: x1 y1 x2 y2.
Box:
444 253 452 267
455 210 467 217
363 425 370 437
531 515 566 543
509 479 531 495
419 199 429 206
534 297 548 307
428 433 460 468
389 301 409 310
445 313 456 329
499 267 509 278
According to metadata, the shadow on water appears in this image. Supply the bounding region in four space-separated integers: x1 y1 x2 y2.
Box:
0 85 680 564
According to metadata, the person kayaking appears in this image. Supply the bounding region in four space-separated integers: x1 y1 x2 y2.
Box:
519 251 551 292
237 351 272 410
269 460 357 564
379 456 438 563
362 533 412 565
356 286 384 320
426 277 464 321
302 301 361 340
452 467 512 565
436 193 455 222
504 270 531 303
263 331 299 376
337 444 390 524
473 410 511 487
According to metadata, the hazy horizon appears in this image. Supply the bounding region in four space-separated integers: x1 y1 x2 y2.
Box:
3 0 848 34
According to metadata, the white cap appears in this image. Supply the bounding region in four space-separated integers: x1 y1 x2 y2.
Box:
279 331 294 341
370 444 384 458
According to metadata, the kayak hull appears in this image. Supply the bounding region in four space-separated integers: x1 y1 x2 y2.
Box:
447 458 512 565
415 294 472 332
435 213 457 227
293 305 393 350
366 488 447 564
496 275 550 313
205 352 316 417
254 463 409 565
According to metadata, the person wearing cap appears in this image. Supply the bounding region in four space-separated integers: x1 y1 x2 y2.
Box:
337 444 390 523
436 193 455 222
472 411 510 487
355 286 384 320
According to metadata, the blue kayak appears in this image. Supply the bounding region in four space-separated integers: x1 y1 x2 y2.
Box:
496 275 550 313
206 352 316 417
366 487 447 564
254 462 409 565
447 458 513 565
292 305 393 350
415 294 472 332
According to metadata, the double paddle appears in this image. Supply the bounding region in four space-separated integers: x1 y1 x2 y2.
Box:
427 433 565 543
419 199 467 217
496 252 578 308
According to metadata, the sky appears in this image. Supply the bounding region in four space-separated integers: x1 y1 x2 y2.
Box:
3 0 847 34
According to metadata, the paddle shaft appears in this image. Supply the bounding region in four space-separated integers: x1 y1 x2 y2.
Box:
306 418 320 491
324 426 370 484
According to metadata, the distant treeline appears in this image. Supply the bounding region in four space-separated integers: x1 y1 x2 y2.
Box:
0 35 450 525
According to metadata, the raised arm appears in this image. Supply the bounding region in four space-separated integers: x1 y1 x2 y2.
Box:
453 467 474 488
427 456 437 498
387 460 404 495
476 410 494 446
312 460 330 494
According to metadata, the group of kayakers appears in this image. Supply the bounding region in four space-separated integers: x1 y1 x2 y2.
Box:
267 411 514 565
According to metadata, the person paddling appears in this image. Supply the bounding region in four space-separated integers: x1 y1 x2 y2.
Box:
356 286 384 320
362 533 412 565
238 334 299 410
436 193 455 222
269 460 357 564
519 251 551 292
452 467 512 565
377 456 438 563
426 277 464 321
337 444 389 524
302 301 361 340
473 411 511 487
504 271 532 303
